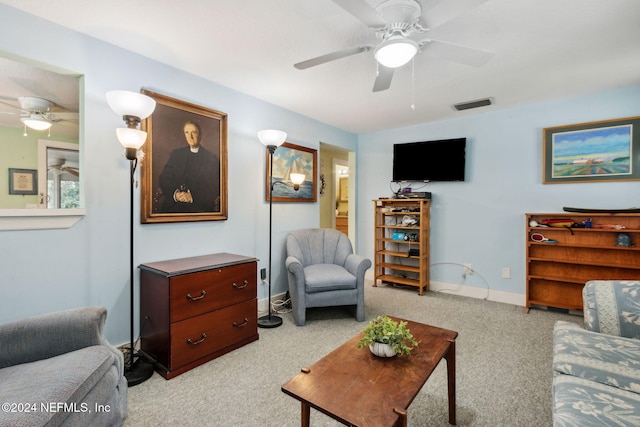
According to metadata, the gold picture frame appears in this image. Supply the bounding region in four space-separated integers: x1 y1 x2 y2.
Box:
339 176 348 202
140 90 228 223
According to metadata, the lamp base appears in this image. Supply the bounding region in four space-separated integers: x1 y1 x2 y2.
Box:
257 314 283 328
125 355 154 387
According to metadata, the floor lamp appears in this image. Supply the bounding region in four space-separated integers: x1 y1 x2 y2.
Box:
257 130 305 329
106 90 156 386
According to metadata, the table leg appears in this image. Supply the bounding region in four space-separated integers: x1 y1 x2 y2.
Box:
301 402 310 427
445 338 456 425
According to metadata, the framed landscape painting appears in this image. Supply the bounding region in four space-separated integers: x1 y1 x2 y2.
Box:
543 116 640 184
266 142 317 202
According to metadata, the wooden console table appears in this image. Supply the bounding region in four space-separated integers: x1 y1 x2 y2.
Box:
139 253 258 379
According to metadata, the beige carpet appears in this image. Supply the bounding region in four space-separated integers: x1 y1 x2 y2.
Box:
124 282 579 426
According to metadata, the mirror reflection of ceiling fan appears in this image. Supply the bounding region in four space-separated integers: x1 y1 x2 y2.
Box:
294 0 493 92
48 160 79 178
0 96 79 133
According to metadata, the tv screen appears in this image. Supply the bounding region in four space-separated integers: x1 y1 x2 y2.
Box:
392 138 466 182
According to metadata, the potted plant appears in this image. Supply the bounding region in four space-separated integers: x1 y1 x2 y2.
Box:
357 316 419 357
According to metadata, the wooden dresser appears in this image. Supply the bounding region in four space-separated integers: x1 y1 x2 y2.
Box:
139 253 258 379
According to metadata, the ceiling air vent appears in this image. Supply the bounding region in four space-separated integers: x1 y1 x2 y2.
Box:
452 98 493 111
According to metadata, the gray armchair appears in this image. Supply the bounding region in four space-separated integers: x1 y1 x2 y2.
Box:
285 228 372 326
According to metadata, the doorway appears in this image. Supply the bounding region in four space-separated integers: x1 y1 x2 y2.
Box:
319 142 354 242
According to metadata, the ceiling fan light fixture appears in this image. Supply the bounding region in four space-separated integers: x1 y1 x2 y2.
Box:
375 37 418 68
21 116 52 131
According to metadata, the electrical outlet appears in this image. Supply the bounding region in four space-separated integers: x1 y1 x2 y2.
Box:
260 268 266 280
502 267 511 279
463 263 473 275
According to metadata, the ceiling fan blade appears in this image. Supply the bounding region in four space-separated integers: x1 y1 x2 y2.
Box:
421 39 493 67
49 112 79 120
54 119 79 128
422 0 489 29
0 99 21 112
62 167 79 177
294 46 370 70
331 0 386 28
372 65 394 92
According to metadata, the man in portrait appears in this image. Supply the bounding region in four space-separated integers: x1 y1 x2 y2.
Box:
158 120 220 213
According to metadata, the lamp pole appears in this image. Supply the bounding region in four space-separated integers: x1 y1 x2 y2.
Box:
257 145 283 328
106 90 157 386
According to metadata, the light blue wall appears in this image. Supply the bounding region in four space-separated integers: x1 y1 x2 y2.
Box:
358 85 640 298
0 5 357 344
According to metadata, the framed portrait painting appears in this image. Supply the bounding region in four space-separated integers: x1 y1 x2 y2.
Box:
543 116 640 184
266 142 317 202
140 90 228 223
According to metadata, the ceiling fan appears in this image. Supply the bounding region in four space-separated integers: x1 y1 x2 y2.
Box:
294 0 493 92
48 160 79 177
0 96 79 131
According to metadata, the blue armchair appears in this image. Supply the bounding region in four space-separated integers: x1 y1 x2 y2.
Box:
285 228 371 326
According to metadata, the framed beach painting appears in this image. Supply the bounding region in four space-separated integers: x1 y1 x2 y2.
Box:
266 142 317 202
543 116 640 184
140 90 228 223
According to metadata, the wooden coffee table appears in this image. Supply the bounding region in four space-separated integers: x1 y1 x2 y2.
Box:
281 317 458 426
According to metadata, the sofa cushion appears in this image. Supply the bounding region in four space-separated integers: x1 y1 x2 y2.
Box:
553 374 640 426
583 280 640 339
303 264 356 293
553 321 640 395
0 345 117 427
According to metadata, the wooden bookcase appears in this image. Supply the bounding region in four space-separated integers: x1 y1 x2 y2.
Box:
373 198 430 295
525 212 640 313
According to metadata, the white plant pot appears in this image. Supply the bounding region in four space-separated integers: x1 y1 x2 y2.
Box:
369 342 396 358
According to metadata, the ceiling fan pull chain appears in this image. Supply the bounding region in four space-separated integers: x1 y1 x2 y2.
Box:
410 57 416 110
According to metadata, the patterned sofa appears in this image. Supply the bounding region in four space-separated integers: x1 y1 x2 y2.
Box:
552 280 640 426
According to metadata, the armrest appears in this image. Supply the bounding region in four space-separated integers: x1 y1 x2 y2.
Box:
285 256 304 277
345 254 372 282
583 280 640 339
0 306 110 369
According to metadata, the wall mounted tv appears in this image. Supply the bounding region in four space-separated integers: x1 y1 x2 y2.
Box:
392 138 466 182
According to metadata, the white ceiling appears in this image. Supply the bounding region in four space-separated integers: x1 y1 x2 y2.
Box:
1 0 639 134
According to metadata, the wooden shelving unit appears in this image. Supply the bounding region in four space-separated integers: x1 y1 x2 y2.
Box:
373 198 430 295
525 212 640 313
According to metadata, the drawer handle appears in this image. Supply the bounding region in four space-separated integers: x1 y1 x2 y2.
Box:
186 333 207 345
233 318 249 328
232 280 249 289
186 290 207 301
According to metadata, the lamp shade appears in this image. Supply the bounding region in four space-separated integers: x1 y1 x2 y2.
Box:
375 37 418 68
116 128 147 149
257 129 287 147
290 173 305 185
21 117 52 131
106 90 156 120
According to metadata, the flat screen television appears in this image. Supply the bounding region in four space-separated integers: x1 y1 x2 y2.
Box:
392 138 466 182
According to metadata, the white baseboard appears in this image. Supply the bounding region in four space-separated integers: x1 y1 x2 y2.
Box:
365 271 525 307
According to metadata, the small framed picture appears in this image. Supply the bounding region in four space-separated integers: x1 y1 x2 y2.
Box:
8 168 37 195
543 116 640 184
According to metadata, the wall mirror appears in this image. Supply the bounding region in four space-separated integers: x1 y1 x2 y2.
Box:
0 53 84 230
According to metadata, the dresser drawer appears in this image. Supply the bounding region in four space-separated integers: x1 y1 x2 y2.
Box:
169 298 257 370
170 262 257 322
